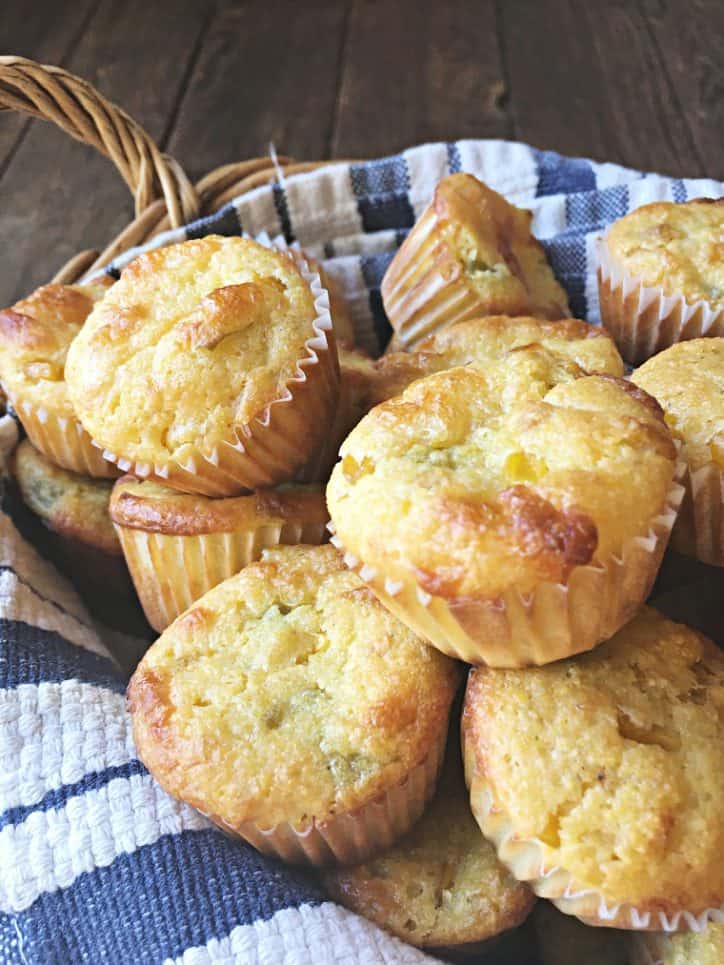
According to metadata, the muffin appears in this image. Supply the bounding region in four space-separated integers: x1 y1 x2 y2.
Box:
381 174 570 348
327 349 680 666
598 198 724 364
65 235 339 496
632 339 723 566
462 607 724 931
630 923 724 965
323 734 534 952
0 278 117 476
111 476 329 631
128 545 461 866
11 439 139 631
534 902 629 965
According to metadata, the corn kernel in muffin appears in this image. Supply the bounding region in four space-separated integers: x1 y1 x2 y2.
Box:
327 349 678 666
381 174 570 348
0 278 116 475
633 339 723 566
462 607 724 931
324 736 534 950
128 545 460 866
111 476 329 631
598 199 724 363
66 236 338 495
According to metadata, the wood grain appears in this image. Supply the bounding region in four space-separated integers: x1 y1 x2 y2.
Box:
499 0 706 176
332 0 510 158
640 0 724 179
167 0 349 178
0 0 98 168
0 0 209 306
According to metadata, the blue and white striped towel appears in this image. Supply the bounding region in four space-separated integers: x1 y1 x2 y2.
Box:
1 141 722 965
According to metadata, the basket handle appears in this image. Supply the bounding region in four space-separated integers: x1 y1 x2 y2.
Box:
0 56 200 278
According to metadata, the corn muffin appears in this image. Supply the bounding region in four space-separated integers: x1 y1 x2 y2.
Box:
128 544 461 866
11 438 139 631
323 734 534 951
381 174 570 348
598 198 724 364
462 607 724 931
65 236 339 496
630 923 724 965
327 349 680 666
0 278 117 476
111 476 328 631
534 902 629 965
632 339 723 566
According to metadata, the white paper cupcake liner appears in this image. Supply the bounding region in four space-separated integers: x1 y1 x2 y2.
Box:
115 517 328 632
462 728 724 933
93 234 340 496
671 460 723 567
203 724 447 867
597 237 724 365
380 206 486 350
9 396 119 477
329 470 684 668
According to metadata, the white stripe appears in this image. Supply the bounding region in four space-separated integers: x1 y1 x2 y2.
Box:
0 569 110 659
0 681 134 812
0 771 208 913
166 902 440 965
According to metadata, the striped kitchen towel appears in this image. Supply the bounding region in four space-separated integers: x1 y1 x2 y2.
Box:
1 141 722 965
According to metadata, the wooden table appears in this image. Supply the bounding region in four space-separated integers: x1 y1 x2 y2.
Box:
1 0 721 306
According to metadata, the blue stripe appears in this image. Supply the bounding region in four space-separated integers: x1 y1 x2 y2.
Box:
272 182 295 243
2 829 324 964
672 178 687 203
360 253 395 351
183 201 243 240
446 142 462 174
0 760 146 831
534 148 597 197
349 157 415 233
0 619 124 692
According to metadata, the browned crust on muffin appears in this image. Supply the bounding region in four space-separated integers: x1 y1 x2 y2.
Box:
110 476 328 536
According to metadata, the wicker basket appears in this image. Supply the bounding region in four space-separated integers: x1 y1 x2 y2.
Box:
0 55 341 286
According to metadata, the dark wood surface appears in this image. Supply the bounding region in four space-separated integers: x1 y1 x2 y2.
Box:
0 0 721 306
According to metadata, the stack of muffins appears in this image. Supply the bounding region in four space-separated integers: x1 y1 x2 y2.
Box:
1 176 721 961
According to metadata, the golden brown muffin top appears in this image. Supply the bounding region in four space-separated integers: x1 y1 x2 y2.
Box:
604 198 724 307
631 923 724 965
534 903 629 965
12 439 119 553
324 738 534 948
327 349 675 599
632 338 724 472
110 476 328 536
463 608 724 915
341 317 622 416
422 174 570 318
128 545 460 828
65 236 320 465
0 278 113 415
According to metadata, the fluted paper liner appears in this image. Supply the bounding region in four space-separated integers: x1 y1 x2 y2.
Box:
10 396 119 478
329 470 685 668
462 730 724 933
201 722 447 867
670 460 723 567
381 206 488 350
115 517 329 632
93 234 339 496
597 236 724 366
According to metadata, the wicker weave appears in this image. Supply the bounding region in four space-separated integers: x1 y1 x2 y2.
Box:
0 56 337 284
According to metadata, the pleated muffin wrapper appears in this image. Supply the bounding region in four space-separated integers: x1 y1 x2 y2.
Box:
115 516 329 633
93 234 340 497
329 470 685 668
380 205 491 350
200 723 448 868
9 395 119 478
670 459 724 567
461 733 724 934
596 236 724 366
